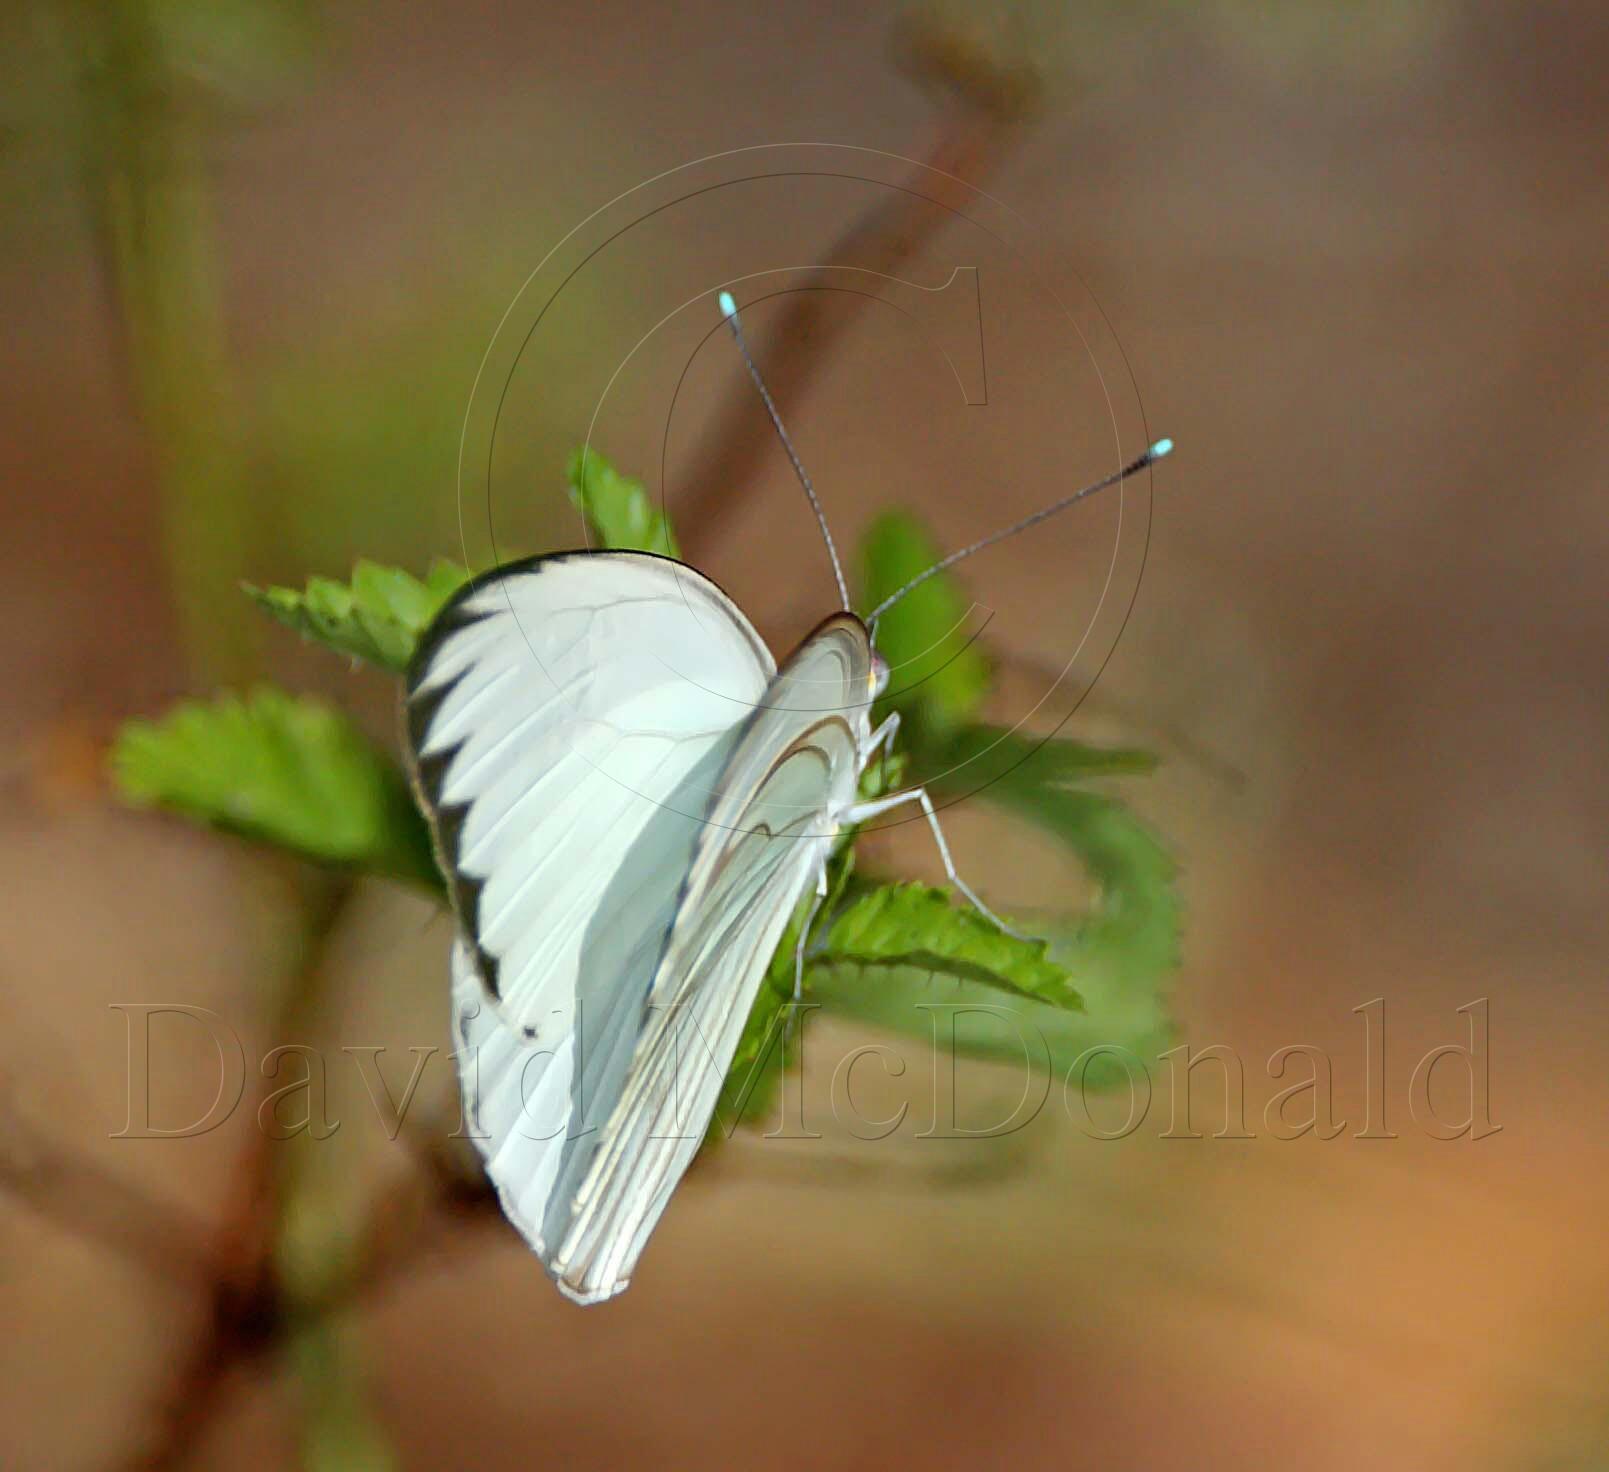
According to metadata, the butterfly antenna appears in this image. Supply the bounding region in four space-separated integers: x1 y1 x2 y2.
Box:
718 290 851 611
866 438 1174 622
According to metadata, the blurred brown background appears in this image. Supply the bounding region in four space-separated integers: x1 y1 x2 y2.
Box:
2 2 1606 1469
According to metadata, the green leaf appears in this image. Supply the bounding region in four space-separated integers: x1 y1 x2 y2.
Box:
977 779 1178 992
567 447 679 556
805 814 1176 1087
810 950 1131 1079
711 874 1089 1142
918 722 1179 1083
246 559 469 673
111 688 442 893
805 883 1172 1084
858 511 988 739
1037 913 1176 1087
816 882 1080 1008
931 723 1158 791
805 881 1089 1071
706 933 797 1144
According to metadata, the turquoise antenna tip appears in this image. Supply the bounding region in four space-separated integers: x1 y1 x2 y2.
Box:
717 290 737 319
1150 437 1174 459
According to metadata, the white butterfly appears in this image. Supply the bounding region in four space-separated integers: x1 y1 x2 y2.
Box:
405 291 1169 1303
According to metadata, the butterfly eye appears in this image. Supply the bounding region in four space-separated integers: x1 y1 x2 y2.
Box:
869 653 890 699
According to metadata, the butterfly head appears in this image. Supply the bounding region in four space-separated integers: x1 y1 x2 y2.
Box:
869 650 890 701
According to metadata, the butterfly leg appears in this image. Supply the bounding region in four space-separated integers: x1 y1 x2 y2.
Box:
864 710 900 795
844 786 1023 938
865 710 900 760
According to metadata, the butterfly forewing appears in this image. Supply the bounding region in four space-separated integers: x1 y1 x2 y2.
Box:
549 614 873 1302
